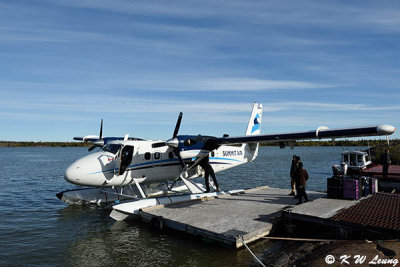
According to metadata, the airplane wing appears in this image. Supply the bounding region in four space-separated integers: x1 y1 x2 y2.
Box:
73 136 99 142
74 136 145 143
205 124 396 148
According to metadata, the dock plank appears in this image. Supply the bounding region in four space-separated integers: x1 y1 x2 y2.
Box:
287 198 358 219
140 186 325 247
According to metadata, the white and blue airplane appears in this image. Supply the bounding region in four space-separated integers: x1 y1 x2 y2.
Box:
58 102 396 206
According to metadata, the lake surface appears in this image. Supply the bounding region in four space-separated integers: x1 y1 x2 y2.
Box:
0 146 358 266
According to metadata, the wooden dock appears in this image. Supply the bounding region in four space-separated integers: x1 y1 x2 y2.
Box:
285 193 400 237
139 186 325 248
135 185 400 246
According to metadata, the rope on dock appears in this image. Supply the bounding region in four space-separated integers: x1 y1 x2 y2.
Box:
238 236 266 267
261 236 341 242
262 237 400 243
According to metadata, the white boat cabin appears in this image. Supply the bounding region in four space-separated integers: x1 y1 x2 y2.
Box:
341 150 372 170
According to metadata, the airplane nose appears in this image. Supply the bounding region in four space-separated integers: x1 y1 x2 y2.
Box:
64 153 109 186
64 163 82 185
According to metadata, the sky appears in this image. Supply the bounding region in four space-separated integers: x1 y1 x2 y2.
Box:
0 0 399 141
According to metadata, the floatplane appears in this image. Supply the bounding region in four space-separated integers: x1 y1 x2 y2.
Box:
57 103 396 220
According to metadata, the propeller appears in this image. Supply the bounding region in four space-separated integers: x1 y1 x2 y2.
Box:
166 112 185 168
173 112 182 138
88 119 104 152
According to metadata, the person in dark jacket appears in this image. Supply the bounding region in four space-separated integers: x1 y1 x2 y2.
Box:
294 161 309 204
381 149 391 178
293 156 301 199
199 155 220 192
289 155 297 196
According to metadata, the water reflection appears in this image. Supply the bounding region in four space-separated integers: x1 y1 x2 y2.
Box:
65 215 272 266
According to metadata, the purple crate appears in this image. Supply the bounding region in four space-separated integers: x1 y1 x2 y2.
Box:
369 178 376 193
343 179 358 190
343 179 360 200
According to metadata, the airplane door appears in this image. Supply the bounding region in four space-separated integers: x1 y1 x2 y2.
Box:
119 145 134 175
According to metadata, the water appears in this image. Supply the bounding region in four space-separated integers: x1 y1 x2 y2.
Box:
0 146 351 266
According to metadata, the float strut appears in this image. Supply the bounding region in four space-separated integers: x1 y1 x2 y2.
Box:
133 178 146 198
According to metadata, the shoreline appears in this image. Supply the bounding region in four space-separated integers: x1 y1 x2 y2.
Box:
0 141 90 147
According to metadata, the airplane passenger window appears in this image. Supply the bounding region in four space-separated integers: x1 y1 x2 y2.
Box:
154 152 160 160
144 152 151 160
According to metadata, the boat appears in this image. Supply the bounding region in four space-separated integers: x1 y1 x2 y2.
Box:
332 150 400 192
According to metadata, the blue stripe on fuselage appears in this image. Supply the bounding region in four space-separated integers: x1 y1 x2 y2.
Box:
88 157 242 175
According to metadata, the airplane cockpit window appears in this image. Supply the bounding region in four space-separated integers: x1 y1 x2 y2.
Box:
184 138 196 146
102 144 122 154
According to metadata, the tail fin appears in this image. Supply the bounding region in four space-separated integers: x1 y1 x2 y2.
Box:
243 102 263 162
245 102 263 135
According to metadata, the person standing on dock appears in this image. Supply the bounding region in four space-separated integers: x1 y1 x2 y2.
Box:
199 155 220 193
294 161 309 204
289 155 297 196
381 148 391 178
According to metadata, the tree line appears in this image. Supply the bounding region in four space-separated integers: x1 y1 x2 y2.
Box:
260 139 398 147
0 141 90 147
1 139 398 147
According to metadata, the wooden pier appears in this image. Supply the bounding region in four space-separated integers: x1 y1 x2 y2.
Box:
136 186 400 247
285 193 400 237
139 186 325 248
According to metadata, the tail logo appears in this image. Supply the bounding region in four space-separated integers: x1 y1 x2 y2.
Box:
251 113 261 133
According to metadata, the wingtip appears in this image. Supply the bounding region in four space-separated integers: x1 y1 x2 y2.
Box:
377 124 396 135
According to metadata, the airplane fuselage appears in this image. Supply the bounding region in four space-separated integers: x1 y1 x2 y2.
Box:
65 139 252 187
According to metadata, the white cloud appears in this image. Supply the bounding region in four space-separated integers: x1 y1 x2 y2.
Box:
264 102 400 112
193 78 332 91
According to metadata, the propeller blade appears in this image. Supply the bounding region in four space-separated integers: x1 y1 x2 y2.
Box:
173 148 185 168
88 145 96 152
99 119 103 140
173 112 183 138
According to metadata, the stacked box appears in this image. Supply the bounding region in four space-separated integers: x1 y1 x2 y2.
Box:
363 178 370 196
343 179 360 200
327 177 343 199
369 177 377 194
